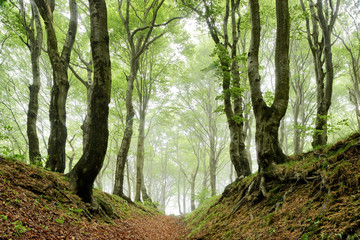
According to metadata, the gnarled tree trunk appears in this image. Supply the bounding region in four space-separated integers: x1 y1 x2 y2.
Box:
68 0 111 202
248 0 290 179
34 0 78 173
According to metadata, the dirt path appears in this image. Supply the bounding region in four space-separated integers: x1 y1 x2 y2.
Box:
64 214 188 240
0 158 188 240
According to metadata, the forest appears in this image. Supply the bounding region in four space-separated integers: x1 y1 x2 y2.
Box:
0 0 359 235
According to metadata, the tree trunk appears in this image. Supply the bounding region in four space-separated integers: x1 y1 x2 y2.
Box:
126 161 131 197
46 66 69 173
209 140 216 196
244 100 253 172
182 175 186 214
113 70 136 197
190 175 196 211
34 0 77 173
223 0 251 178
177 171 183 215
135 112 146 201
68 0 111 203
292 81 301 154
187 0 251 178
26 0 43 166
80 64 93 152
113 0 172 199
141 177 152 203
248 0 290 176
300 0 339 147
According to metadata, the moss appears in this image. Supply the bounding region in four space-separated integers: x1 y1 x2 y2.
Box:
262 212 275 227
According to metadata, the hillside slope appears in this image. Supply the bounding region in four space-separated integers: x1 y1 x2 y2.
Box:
185 132 360 239
0 158 186 239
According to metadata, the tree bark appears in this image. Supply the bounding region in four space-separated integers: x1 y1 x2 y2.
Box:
248 0 290 175
22 0 43 165
300 0 340 147
68 0 111 203
181 0 251 178
113 0 148 198
312 0 336 147
177 171 183 215
34 0 77 173
113 67 136 197
113 0 178 197
135 111 145 201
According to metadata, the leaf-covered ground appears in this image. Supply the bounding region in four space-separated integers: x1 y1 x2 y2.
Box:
185 132 360 239
2 132 360 240
0 158 187 239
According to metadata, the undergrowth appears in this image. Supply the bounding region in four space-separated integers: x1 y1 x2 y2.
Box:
184 132 360 239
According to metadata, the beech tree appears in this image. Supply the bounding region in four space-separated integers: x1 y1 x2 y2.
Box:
248 0 290 191
68 0 111 203
290 39 316 154
16 0 43 165
34 0 78 172
113 0 181 200
182 0 251 178
300 0 340 147
336 0 360 130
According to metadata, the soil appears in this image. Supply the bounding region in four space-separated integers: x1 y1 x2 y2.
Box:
2 132 360 239
185 132 360 239
0 157 187 239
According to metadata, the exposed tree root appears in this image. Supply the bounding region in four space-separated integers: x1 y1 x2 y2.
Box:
230 165 325 218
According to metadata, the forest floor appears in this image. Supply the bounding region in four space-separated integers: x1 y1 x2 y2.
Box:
1 132 360 240
185 132 360 239
0 157 187 239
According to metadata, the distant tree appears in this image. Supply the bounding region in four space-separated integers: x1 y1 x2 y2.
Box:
68 0 111 203
113 0 181 200
248 0 290 195
179 72 227 196
34 0 78 172
336 0 360 130
290 39 316 154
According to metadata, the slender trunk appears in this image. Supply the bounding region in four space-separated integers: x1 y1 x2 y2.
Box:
299 0 339 147
113 62 137 197
160 150 168 212
190 175 196 211
27 0 43 166
35 0 77 173
209 140 216 196
135 111 145 201
177 171 183 215
27 52 42 165
199 0 250 178
182 174 186 214
293 89 301 154
126 160 131 197
244 105 253 172
300 106 306 152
